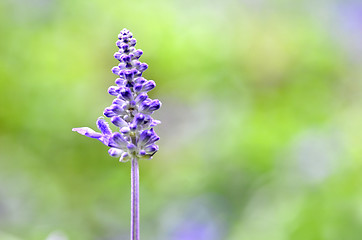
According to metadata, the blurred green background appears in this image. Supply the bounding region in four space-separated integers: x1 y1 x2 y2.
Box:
1 0 362 239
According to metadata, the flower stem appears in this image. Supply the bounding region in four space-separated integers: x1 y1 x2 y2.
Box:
131 157 139 240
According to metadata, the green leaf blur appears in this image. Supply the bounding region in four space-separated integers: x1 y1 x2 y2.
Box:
0 0 361 239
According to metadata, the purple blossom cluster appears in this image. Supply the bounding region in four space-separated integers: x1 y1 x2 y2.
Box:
73 28 161 162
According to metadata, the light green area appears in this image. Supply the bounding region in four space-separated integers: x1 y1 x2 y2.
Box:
0 0 361 239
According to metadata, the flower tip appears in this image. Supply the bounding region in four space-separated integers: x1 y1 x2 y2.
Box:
72 127 103 138
108 148 123 158
72 127 88 134
96 118 112 135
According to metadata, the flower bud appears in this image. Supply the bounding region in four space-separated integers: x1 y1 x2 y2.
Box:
108 86 120 96
111 116 127 127
139 63 148 71
109 148 123 157
111 66 120 75
142 80 156 92
135 93 148 104
148 99 161 111
119 87 133 101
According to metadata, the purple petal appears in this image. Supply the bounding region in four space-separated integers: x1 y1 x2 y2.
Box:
124 70 134 81
133 60 141 69
150 119 161 127
142 80 156 92
118 62 127 69
104 108 117 118
121 55 131 63
144 129 160 146
148 99 161 111
120 127 130 134
135 93 148 103
129 38 137 46
138 129 153 145
119 87 133 101
121 44 129 51
134 49 143 58
108 86 120 96
112 98 124 106
111 104 127 115
72 127 102 138
99 135 111 146
142 115 151 125
109 132 128 149
144 144 158 154
111 66 120 75
127 143 136 152
108 148 123 157
134 77 146 84
134 84 143 92
111 116 128 127
129 123 137 131
116 40 122 48
129 100 136 107
139 101 150 112
115 78 125 86
114 52 122 60
97 118 112 135
134 113 145 126
139 63 148 71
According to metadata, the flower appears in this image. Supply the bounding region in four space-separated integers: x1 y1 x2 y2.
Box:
73 28 161 162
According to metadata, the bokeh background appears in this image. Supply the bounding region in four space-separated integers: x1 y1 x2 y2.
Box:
1 0 362 239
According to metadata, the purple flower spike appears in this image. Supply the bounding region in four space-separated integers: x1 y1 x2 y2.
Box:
72 29 161 240
73 28 161 158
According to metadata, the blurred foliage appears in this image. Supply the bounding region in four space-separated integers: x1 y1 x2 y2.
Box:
0 0 362 239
